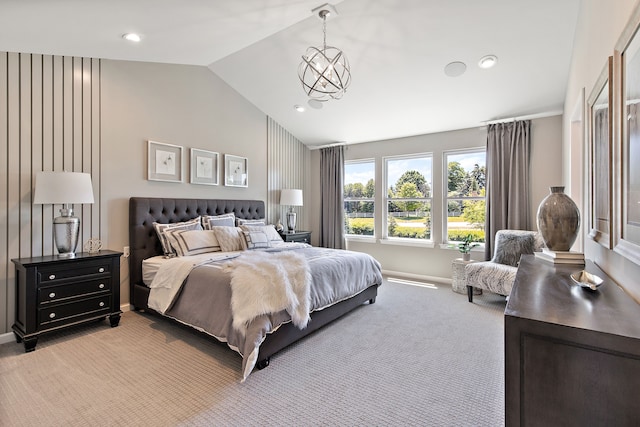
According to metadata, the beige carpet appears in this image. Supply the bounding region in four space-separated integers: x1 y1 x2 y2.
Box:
0 278 506 426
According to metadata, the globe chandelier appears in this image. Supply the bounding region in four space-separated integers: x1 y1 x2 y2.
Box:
298 5 351 103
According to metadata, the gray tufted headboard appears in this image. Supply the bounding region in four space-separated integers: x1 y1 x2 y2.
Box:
128 197 265 307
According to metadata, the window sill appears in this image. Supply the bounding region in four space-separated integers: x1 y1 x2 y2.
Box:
345 235 376 243
379 238 435 248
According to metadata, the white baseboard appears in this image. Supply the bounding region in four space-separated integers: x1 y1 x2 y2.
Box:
0 331 14 345
382 269 452 286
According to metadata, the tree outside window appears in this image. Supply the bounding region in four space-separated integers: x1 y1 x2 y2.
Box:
344 160 375 236
446 151 486 244
385 155 432 240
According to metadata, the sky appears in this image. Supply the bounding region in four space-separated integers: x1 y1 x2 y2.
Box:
345 152 485 188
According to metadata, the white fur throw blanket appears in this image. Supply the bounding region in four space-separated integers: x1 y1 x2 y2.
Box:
224 251 312 334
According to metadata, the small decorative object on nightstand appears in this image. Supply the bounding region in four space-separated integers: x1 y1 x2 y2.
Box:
12 250 122 352
278 230 312 244
451 258 482 296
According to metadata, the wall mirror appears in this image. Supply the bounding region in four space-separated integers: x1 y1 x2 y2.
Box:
587 57 613 249
614 4 640 264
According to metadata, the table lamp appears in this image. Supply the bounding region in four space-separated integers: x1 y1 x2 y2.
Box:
280 189 303 233
33 171 95 257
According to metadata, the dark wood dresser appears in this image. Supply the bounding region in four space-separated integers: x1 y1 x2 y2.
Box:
505 255 640 426
12 250 122 352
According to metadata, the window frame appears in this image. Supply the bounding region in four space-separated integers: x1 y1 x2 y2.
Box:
383 153 434 243
344 158 376 239
442 148 487 246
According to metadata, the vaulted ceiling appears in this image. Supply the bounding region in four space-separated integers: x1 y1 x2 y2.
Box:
0 0 580 147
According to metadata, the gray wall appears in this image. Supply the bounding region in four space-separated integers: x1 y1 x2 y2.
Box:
309 116 563 281
0 55 271 336
101 59 268 307
563 0 640 303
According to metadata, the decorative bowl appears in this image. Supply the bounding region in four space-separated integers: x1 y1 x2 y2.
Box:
570 270 604 290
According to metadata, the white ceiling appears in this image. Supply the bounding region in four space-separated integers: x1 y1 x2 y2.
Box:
0 0 580 147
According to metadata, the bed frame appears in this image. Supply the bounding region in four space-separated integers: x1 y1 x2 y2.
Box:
129 197 378 369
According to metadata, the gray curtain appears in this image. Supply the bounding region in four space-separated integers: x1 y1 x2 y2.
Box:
485 120 531 260
320 146 345 249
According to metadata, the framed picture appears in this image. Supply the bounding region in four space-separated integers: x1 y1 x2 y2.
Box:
586 57 613 249
148 140 183 183
224 154 248 187
614 3 640 264
190 148 219 185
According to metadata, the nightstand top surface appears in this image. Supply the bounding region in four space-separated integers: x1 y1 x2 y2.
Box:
12 250 123 266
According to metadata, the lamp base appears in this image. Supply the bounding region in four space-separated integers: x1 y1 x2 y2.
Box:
286 211 297 233
53 208 80 257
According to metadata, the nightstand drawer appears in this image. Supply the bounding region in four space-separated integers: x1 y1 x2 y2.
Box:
279 231 312 244
37 261 112 283
39 278 111 305
38 295 112 328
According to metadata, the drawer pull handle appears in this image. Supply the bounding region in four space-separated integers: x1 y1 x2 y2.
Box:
98 267 105 273
49 292 56 299
49 274 56 280
99 283 105 289
99 302 105 307
49 312 56 319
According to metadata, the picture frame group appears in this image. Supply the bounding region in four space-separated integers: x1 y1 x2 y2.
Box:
147 140 248 188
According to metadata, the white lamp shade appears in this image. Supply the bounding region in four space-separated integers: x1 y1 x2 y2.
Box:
33 171 95 205
280 189 303 206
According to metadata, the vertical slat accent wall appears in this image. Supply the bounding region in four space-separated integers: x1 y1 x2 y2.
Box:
266 117 310 229
0 52 101 335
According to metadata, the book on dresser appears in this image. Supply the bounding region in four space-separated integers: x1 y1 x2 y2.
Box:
534 248 585 265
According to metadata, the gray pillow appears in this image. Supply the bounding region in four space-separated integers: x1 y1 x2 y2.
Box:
492 230 536 267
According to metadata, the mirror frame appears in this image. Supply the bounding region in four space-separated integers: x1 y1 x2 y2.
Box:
613 3 640 264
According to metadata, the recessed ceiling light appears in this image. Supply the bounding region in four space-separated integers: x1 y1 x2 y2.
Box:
122 33 141 42
294 105 305 112
444 61 467 77
478 55 498 69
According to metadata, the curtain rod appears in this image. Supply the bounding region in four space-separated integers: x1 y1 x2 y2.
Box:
483 110 562 126
308 141 347 150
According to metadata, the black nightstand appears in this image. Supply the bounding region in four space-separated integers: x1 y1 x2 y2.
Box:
11 250 123 352
279 230 312 244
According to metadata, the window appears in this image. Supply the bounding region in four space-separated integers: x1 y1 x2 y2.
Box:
344 160 375 236
384 155 432 240
445 150 486 244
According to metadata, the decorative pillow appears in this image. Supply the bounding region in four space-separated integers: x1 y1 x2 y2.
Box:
153 217 202 256
492 230 537 267
202 213 236 230
165 229 220 257
236 218 266 226
243 230 272 249
211 226 247 252
240 224 283 243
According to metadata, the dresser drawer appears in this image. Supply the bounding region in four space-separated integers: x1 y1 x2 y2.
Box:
38 295 112 329
39 278 111 305
37 260 112 283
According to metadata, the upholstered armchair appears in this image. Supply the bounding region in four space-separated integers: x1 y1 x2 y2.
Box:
465 230 544 302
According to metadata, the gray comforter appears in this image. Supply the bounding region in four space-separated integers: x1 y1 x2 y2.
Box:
162 246 382 380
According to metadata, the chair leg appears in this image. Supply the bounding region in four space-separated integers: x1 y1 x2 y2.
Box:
467 285 473 303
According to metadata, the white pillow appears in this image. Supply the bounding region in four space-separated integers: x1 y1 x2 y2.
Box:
153 217 202 256
236 218 266 226
240 224 283 242
202 213 235 229
165 229 220 256
243 230 271 249
211 226 247 252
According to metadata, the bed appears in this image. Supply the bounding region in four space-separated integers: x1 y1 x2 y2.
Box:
129 197 382 380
